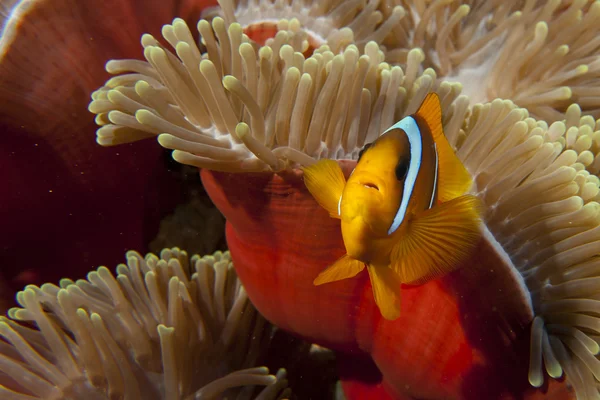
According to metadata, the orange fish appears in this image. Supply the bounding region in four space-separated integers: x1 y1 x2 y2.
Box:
302 93 483 320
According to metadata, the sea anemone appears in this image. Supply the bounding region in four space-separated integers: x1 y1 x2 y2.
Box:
457 99 600 397
385 0 600 122
88 15 466 172
85 9 600 398
201 0 600 122
201 0 406 53
0 0 225 307
0 248 290 399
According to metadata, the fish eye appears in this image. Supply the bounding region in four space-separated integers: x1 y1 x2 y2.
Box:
395 157 410 181
358 143 372 161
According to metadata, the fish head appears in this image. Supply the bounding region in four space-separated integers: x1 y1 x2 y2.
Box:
341 130 410 240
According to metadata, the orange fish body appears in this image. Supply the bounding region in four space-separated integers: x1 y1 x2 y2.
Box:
302 93 483 320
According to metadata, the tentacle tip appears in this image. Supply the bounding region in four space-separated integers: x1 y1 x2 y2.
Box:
235 122 250 139
222 75 238 88
548 367 564 379
175 41 190 52
156 133 171 147
576 64 589 74
199 59 214 72
104 59 118 72
134 80 149 92
560 87 573 99
528 376 543 388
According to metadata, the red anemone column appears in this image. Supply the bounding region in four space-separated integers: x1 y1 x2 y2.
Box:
200 163 575 400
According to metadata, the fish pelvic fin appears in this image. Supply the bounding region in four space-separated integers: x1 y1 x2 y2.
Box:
391 194 484 285
367 264 402 320
313 254 365 285
302 159 346 219
416 93 473 202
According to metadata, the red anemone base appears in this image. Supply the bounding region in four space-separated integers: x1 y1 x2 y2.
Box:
200 165 574 400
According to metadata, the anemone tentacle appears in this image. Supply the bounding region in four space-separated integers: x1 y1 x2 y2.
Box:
376 0 600 122
202 0 407 53
455 100 600 395
89 17 465 172
0 248 289 399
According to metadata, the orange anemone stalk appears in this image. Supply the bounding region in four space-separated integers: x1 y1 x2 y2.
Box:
200 164 574 400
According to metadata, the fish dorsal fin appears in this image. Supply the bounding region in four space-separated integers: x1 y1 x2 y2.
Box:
390 194 483 285
302 159 346 218
416 93 473 202
313 254 365 285
367 264 402 320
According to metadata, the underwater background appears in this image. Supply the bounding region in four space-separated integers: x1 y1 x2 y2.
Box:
2 0 600 398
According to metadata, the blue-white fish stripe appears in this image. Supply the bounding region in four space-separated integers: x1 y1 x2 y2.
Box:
385 116 422 235
429 143 438 209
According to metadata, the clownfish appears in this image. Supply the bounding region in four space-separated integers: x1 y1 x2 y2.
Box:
302 93 483 320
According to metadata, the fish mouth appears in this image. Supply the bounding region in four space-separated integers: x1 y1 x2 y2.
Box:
362 182 379 191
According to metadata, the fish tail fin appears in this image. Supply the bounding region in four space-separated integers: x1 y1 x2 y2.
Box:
313 254 365 285
301 159 346 218
367 264 402 320
391 194 484 285
416 93 473 202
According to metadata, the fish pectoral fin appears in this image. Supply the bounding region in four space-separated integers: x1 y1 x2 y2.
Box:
416 93 473 202
367 265 402 320
313 255 365 285
391 194 484 285
301 159 346 218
